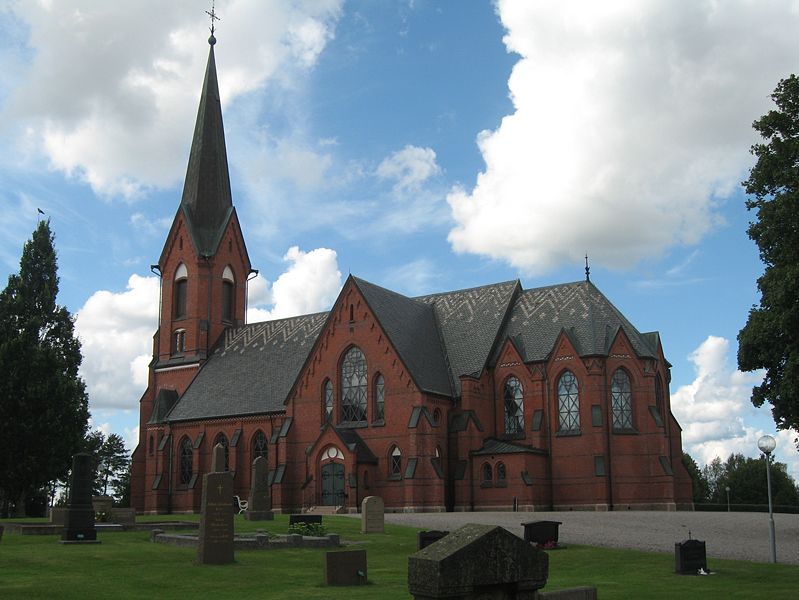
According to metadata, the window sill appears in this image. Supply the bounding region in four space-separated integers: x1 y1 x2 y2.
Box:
338 421 368 429
495 480 508 488
387 474 402 482
480 482 493 488
612 428 639 435
501 432 526 441
556 430 581 437
371 419 386 428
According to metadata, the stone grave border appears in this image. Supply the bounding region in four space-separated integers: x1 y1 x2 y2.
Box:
152 530 341 551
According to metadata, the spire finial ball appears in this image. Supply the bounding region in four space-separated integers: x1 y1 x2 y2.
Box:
209 34 216 46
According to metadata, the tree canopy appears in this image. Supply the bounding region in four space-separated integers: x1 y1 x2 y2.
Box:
701 453 798 507
738 74 799 434
0 220 89 516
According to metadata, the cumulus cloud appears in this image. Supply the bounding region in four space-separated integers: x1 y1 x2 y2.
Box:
671 335 799 480
448 0 799 274
377 145 441 192
75 274 159 411
3 0 343 198
247 246 342 322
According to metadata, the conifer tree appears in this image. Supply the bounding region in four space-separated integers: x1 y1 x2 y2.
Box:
0 220 89 516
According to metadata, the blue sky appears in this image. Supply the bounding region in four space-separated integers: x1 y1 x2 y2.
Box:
1 1 798 479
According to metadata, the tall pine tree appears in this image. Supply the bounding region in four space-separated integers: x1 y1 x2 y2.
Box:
0 220 89 516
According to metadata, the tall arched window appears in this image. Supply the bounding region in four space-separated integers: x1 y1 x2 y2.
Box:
557 371 580 433
174 263 187 319
252 430 268 463
374 374 385 421
222 266 235 323
482 462 493 483
323 379 333 422
503 376 524 435
179 437 193 485
390 446 402 476
611 369 633 430
215 433 230 471
341 347 367 423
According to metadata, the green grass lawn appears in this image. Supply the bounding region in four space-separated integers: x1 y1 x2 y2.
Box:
1 514 796 599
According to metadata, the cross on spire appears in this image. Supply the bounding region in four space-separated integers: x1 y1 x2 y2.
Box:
206 1 221 36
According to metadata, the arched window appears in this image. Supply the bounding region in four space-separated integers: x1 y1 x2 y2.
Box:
482 462 493 482
252 430 268 463
323 379 333 422
174 263 187 319
655 374 664 415
433 408 441 425
557 370 580 432
503 376 524 435
179 437 193 485
341 347 367 423
222 266 235 323
172 328 186 355
215 433 230 471
611 369 633 430
390 446 402 476
496 462 506 482
374 374 385 421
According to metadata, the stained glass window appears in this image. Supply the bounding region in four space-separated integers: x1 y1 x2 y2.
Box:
252 430 267 462
215 433 229 471
323 379 333 422
390 446 402 475
179 437 193 485
611 369 633 430
503 376 524 434
374 374 385 421
482 463 493 482
558 371 580 432
496 462 506 482
341 347 367 423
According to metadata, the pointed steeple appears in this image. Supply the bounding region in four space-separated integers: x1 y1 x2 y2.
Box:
180 35 233 257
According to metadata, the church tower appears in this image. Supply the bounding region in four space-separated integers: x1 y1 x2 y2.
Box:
132 33 253 512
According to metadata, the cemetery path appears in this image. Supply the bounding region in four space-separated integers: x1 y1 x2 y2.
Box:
379 510 799 565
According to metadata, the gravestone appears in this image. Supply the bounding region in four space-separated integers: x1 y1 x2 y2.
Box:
408 523 548 600
197 470 235 564
521 520 562 547
210 442 226 473
675 538 707 574
245 456 273 521
361 495 384 533
325 549 368 586
60 453 99 543
418 530 449 550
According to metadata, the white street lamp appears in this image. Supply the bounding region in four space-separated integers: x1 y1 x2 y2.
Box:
757 434 777 563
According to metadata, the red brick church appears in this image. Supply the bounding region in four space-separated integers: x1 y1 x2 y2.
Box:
130 37 693 514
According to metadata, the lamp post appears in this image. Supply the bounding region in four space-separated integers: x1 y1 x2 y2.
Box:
757 434 777 563
725 485 730 512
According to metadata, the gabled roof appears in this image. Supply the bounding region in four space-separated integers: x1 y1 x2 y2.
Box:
471 438 547 456
178 39 233 257
353 277 453 397
416 280 520 393
499 280 658 363
164 312 327 421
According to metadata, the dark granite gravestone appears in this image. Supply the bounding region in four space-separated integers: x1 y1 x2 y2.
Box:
197 470 234 564
418 530 449 550
521 520 562 547
245 456 273 521
60 453 99 543
325 549 368 586
675 538 707 574
361 495 384 533
210 442 226 473
408 523 548 599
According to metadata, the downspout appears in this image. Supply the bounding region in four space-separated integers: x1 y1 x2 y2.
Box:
167 429 173 514
544 366 554 510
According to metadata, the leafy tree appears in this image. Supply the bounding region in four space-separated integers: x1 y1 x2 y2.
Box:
115 462 131 508
95 433 130 498
682 452 709 503
0 220 89 516
702 452 798 507
701 457 726 504
738 74 799 435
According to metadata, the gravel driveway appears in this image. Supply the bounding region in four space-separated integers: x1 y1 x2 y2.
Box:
380 510 799 565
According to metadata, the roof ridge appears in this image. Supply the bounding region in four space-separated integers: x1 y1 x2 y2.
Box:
415 278 519 300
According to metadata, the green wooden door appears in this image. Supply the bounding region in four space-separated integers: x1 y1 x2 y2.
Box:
321 462 345 506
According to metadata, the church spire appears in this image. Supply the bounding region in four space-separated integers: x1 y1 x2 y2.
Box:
179 32 233 257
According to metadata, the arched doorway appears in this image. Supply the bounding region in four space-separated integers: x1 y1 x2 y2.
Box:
319 445 345 506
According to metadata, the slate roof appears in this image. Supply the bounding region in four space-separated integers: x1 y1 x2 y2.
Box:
166 312 327 421
178 41 233 257
162 278 662 423
471 438 547 456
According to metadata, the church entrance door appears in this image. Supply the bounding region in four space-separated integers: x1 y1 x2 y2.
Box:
321 462 345 506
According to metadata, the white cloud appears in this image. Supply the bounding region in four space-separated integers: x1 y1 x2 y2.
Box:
671 335 799 481
448 0 799 274
247 246 342 322
377 145 441 192
75 274 159 411
4 0 343 199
